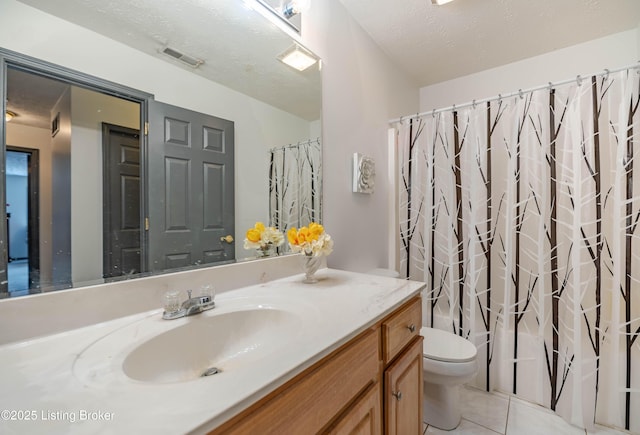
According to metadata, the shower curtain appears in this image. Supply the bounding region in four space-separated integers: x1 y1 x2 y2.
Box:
268 139 322 241
396 69 640 432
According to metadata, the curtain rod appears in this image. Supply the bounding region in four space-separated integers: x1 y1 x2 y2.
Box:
269 137 321 153
389 62 640 124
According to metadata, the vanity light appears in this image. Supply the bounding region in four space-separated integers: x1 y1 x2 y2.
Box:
431 0 454 4
282 0 310 18
278 43 318 71
5 110 16 122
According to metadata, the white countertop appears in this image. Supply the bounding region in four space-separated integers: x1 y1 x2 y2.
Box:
0 268 424 435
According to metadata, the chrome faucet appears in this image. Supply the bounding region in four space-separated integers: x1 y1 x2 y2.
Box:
163 289 215 320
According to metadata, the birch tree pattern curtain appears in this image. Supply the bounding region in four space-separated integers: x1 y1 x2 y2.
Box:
269 139 322 238
396 69 640 432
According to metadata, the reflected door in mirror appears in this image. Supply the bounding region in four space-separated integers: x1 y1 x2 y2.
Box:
103 124 141 278
148 101 235 271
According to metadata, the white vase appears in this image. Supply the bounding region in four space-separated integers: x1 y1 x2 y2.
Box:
302 254 323 284
257 245 274 258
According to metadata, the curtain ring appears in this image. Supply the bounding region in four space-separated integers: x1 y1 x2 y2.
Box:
452 104 456 113
399 115 403 124
498 93 502 103
576 75 582 86
604 69 610 81
518 89 524 99
432 109 436 118
472 99 477 109
548 82 553 90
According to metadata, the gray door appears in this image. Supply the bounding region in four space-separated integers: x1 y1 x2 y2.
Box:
147 100 234 272
103 123 141 279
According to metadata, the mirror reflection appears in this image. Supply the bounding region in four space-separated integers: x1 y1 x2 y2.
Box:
2 0 322 298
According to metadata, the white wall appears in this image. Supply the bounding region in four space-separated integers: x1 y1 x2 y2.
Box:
420 29 639 112
302 0 419 272
50 87 72 288
0 0 315 264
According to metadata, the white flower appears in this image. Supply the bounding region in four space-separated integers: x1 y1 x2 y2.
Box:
262 227 284 247
243 223 284 250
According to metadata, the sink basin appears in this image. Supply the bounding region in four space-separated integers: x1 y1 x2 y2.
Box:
122 308 299 383
73 303 306 387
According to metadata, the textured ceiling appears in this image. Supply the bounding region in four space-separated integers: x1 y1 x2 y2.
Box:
7 69 69 129
15 0 321 121
339 0 640 87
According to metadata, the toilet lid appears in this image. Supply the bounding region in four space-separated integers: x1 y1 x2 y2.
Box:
421 327 477 362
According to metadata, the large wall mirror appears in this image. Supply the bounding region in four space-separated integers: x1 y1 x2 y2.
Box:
0 0 322 298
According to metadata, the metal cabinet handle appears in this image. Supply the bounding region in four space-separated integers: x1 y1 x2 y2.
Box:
392 391 402 401
406 324 416 333
220 235 234 244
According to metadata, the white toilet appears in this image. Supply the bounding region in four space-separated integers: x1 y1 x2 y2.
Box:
421 326 478 430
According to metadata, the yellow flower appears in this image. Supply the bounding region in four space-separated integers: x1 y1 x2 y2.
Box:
246 228 262 243
308 222 323 240
287 227 299 245
298 227 311 243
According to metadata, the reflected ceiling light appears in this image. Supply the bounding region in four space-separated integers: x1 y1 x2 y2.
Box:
5 110 16 122
278 43 318 71
431 0 454 4
283 0 310 18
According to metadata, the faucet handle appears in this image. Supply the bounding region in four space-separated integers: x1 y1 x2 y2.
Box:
163 290 181 314
200 284 215 300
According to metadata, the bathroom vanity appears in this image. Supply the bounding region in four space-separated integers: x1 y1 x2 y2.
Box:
211 296 423 434
0 268 424 434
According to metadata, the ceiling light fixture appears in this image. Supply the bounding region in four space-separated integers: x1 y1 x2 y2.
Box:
282 0 310 18
5 110 16 122
431 0 454 4
278 43 318 71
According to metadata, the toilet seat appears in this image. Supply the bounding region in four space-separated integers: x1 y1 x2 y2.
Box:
421 327 477 363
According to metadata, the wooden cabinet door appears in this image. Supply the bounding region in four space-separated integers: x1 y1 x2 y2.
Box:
384 336 423 435
326 382 382 435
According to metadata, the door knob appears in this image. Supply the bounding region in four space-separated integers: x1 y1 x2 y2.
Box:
220 235 234 244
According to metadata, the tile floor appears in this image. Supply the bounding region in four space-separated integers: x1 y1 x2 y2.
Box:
422 386 632 435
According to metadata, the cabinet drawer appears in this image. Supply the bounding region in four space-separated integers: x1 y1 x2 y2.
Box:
324 382 382 435
211 327 380 434
382 297 421 363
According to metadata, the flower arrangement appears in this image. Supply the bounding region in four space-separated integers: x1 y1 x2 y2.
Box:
243 222 284 255
287 222 333 257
